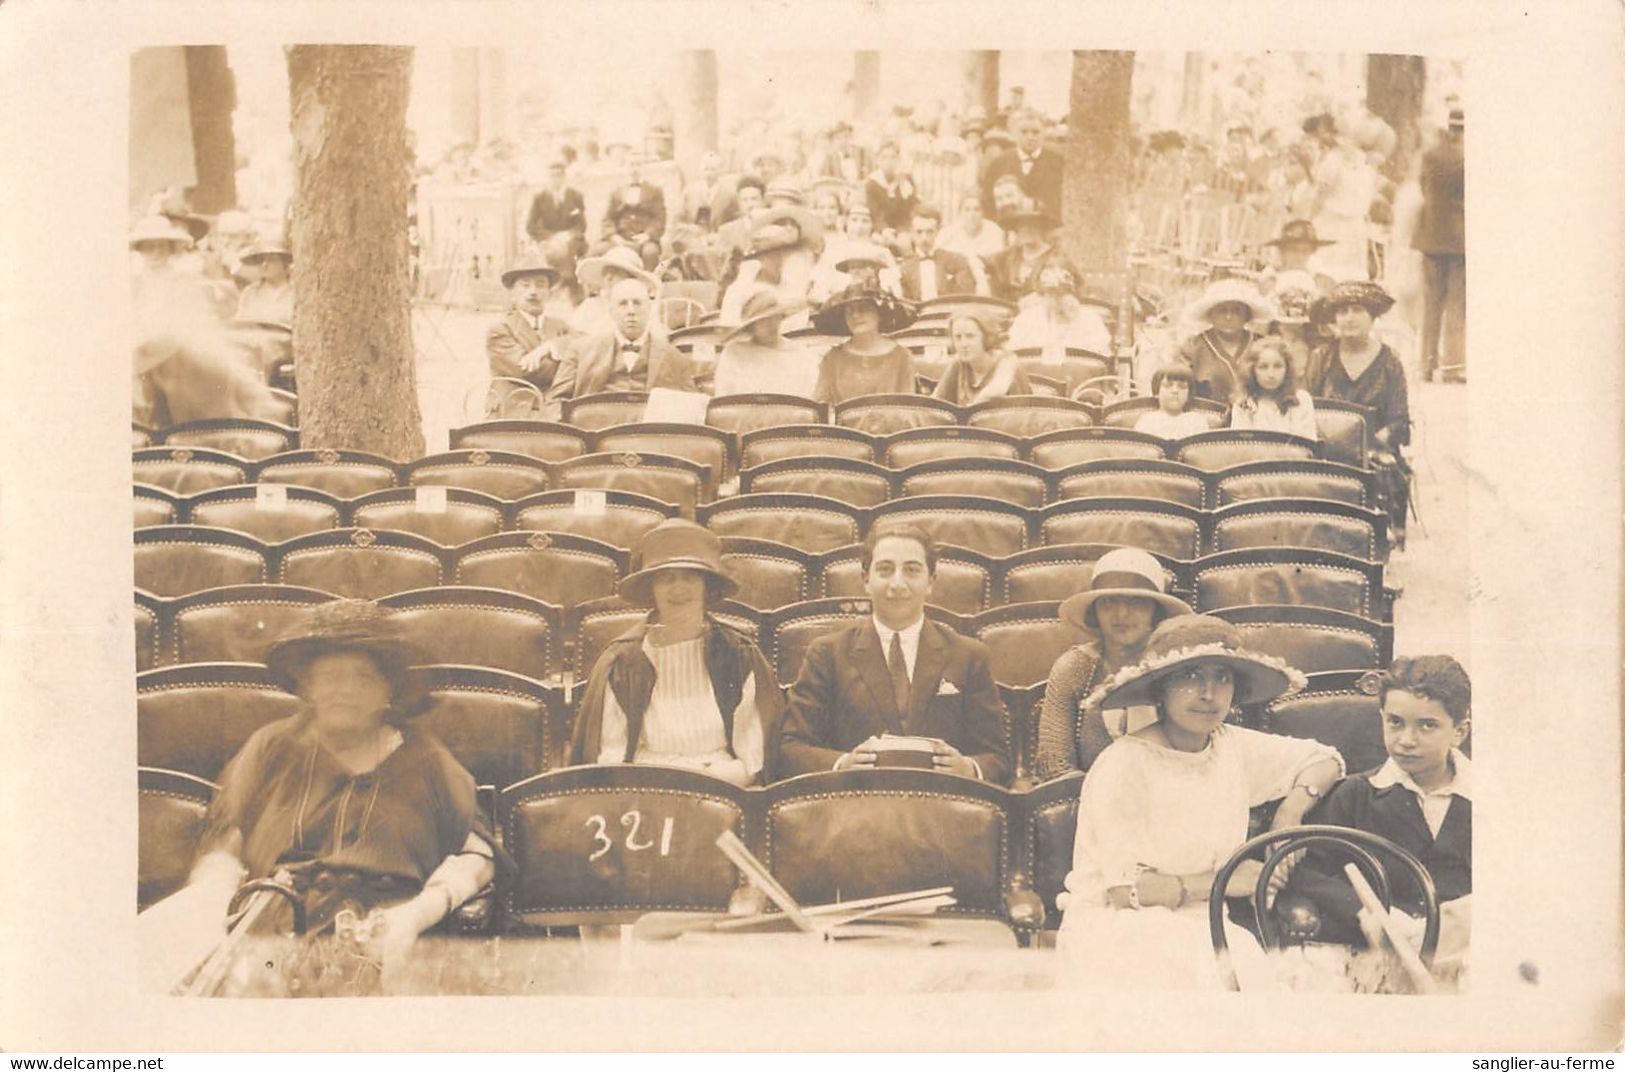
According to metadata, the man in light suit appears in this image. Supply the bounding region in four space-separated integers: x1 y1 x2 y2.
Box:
897 205 979 302
980 109 1063 218
486 255 571 396
545 277 699 406
777 524 1010 785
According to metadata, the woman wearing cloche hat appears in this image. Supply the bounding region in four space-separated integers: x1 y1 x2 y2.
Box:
711 284 817 399
570 520 781 787
1032 548 1191 782
1054 613 1344 989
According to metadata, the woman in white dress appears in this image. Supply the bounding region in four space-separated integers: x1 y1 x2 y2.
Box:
711 286 817 399
1057 614 1344 990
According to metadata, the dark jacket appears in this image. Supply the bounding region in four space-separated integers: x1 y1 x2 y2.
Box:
898 249 978 301
486 309 571 389
1412 136 1464 256
526 187 587 244
981 147 1064 217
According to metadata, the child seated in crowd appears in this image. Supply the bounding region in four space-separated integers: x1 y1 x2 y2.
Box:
1134 364 1213 440
1228 335 1318 439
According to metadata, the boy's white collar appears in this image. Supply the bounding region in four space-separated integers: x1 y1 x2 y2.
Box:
1371 748 1472 801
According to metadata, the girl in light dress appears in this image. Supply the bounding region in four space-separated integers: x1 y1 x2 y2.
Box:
1229 336 1318 439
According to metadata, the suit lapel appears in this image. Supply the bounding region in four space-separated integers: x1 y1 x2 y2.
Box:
581 336 615 394
507 311 542 352
1373 783 1435 847
906 622 950 730
853 623 904 734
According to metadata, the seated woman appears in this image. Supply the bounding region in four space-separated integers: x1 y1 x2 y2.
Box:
1006 265 1112 355
712 285 817 399
930 309 1032 406
1228 336 1318 439
1177 278 1271 403
1134 364 1215 440
1057 614 1344 990
181 600 501 970
1033 548 1191 781
810 279 919 404
571 520 779 787
1305 281 1411 546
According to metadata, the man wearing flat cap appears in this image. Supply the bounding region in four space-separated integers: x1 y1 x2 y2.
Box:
487 255 571 394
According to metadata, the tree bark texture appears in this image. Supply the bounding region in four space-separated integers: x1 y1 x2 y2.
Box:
183 46 237 214
1367 54 1427 182
286 45 424 459
961 51 1000 119
675 50 719 178
1063 50 1135 275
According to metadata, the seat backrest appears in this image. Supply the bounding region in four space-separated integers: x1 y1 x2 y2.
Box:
1311 399 1371 468
739 457 894 508
1039 498 1203 561
1013 353 1111 392
134 590 165 672
159 418 297 461
274 527 446 599
510 489 677 551
1210 605 1388 674
1026 428 1168 468
347 487 507 546
897 459 1049 509
1211 498 1387 560
187 484 345 543
1100 396 1227 430
705 394 829 435
1000 543 1192 607
137 663 301 779
169 584 336 665
834 393 959 437
1193 549 1383 618
818 544 995 616
256 449 399 498
452 531 626 609
720 538 816 612
1264 669 1389 774
404 450 552 500
552 451 709 517
738 424 878 468
560 391 650 431
594 423 736 485
500 767 752 927
881 426 1023 469
1053 459 1207 509
766 597 874 685
1016 772 1085 926
699 494 863 554
138 767 217 910
1213 460 1373 509
973 602 1088 688
870 495 1030 558
418 665 566 792
761 770 1011 918
964 396 1096 437
134 484 181 528
133 525 270 598
1174 430 1317 471
380 587 561 681
132 446 251 495
450 420 594 463
133 423 154 448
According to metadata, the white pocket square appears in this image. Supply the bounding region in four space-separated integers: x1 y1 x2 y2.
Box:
936 681 961 696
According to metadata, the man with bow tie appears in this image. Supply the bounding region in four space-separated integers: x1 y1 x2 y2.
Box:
897 205 978 302
545 277 698 406
981 109 1063 218
776 524 1009 785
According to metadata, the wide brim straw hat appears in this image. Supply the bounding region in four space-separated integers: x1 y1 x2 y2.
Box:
1082 614 1307 711
618 519 738 608
129 215 196 249
501 252 561 288
1188 277 1273 323
1326 279 1396 318
720 286 806 346
1059 547 1192 632
577 246 661 292
1263 219 1336 249
264 599 432 720
743 206 825 259
812 280 918 335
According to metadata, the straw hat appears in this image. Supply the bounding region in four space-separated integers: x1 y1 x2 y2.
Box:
264 599 431 720
1083 614 1306 711
742 206 825 259
764 179 806 205
1058 548 1192 633
1187 278 1272 323
618 520 738 608
720 286 805 346
1326 280 1396 318
833 242 892 274
577 245 660 292
241 242 292 265
1263 219 1336 250
811 279 917 335
128 215 195 249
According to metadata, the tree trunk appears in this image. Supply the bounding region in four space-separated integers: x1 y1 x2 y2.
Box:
1179 52 1204 129
961 51 1000 119
1063 51 1135 276
675 50 719 178
183 46 237 214
286 45 424 459
852 52 880 122
1367 54 1427 182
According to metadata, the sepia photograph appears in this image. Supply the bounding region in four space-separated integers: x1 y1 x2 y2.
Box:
3 0 1622 1054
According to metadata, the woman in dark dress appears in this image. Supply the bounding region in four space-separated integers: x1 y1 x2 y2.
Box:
1306 281 1412 546
810 279 919 404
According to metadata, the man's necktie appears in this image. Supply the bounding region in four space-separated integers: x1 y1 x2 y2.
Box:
888 632 911 717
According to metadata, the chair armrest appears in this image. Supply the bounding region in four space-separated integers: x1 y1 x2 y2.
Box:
728 884 769 918
449 884 497 935
1003 875 1046 937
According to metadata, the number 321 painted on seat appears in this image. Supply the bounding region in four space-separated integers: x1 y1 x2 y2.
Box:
585 810 676 862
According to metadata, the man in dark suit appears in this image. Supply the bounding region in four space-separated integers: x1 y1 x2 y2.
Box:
981 109 1063 217
1412 107 1466 383
525 158 587 255
487 255 572 397
897 205 978 301
545 277 698 407
778 524 1010 785
600 152 668 244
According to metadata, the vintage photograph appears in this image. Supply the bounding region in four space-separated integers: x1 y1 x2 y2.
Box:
126 41 1484 1002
